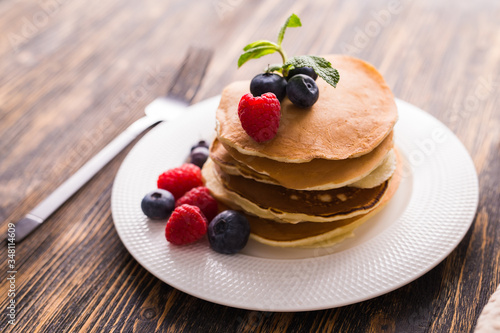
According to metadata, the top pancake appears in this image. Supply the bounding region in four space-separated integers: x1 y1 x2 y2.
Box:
216 54 398 162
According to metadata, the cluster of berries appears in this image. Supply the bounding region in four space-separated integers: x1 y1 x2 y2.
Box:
140 141 250 254
238 67 319 143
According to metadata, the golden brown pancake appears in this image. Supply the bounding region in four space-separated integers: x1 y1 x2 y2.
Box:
216 163 388 219
216 55 398 162
202 158 390 223
350 149 397 188
248 153 402 247
206 151 402 248
211 144 279 185
210 132 394 190
248 212 362 241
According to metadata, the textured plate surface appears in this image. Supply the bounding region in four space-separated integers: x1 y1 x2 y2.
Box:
111 96 478 311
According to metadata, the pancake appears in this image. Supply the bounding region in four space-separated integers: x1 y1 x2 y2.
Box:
350 149 396 188
210 143 280 185
210 133 395 190
217 163 389 222
216 54 398 162
248 153 402 248
202 158 390 223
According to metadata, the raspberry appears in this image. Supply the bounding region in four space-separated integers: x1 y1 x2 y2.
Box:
165 204 208 245
176 186 219 222
238 93 281 143
157 163 203 200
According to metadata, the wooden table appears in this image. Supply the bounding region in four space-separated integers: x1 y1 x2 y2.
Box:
1 0 499 331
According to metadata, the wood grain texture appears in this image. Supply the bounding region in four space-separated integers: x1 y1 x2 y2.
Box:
1 0 499 332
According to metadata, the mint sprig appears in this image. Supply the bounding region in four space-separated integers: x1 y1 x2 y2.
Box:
238 14 301 67
284 56 340 87
237 13 339 88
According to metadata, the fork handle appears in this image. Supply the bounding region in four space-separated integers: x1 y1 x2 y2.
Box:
29 115 160 222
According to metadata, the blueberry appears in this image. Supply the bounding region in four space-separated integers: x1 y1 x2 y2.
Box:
286 66 318 81
250 73 287 101
190 140 209 152
141 189 175 219
208 210 250 254
189 146 209 168
286 74 319 108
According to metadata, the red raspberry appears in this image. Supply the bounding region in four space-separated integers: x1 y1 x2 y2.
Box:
238 93 281 143
176 186 219 222
157 163 203 200
165 204 208 245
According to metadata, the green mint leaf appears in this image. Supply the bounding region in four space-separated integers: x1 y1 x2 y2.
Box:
277 13 302 46
284 55 340 87
243 40 277 51
238 46 278 67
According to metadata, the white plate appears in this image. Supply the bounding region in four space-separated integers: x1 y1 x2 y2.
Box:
111 97 478 311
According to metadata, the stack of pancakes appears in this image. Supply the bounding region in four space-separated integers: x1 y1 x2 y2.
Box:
202 55 401 248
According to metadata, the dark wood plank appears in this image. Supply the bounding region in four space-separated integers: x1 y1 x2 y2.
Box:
1 0 499 332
